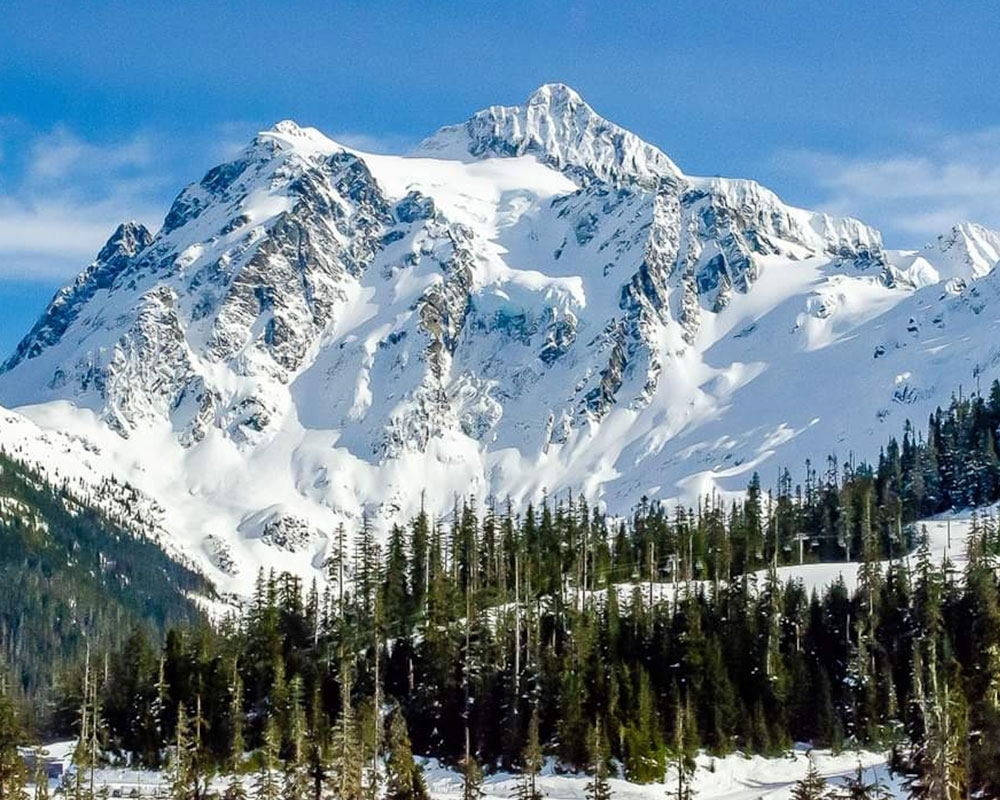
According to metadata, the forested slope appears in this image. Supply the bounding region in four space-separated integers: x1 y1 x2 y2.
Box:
0 450 213 712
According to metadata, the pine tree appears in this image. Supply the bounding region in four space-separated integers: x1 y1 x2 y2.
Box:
306 689 330 800
410 506 430 622
671 690 697 800
228 668 245 773
584 722 611 800
514 709 542 800
31 746 49 800
282 676 309 800
384 524 412 631
0 675 25 800
169 704 195 800
222 664 247 800
223 773 247 800
790 755 828 800
384 708 428 800
253 717 281 800
71 653 92 800
906 667 967 800
832 764 890 799
460 752 484 800
330 665 362 800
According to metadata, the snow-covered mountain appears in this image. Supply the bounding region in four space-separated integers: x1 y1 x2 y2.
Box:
2 83 999 592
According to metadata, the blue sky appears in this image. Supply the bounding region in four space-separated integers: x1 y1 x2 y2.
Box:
3 1 1000 355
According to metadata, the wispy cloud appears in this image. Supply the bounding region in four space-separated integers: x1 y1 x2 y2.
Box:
775 127 1000 245
0 123 172 281
0 121 263 282
26 125 155 181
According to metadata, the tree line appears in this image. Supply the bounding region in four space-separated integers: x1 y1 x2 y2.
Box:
1 382 1000 800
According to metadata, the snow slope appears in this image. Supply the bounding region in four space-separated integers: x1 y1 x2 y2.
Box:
2 83 1000 592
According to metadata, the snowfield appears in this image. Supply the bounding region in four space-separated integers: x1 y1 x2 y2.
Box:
2 83 1000 593
425 752 907 800
32 745 908 800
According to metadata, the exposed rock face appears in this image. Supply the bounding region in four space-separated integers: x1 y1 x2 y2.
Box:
2 84 996 592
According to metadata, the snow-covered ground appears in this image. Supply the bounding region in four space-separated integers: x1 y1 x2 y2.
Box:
592 505 993 610
28 746 907 800
771 506 983 597
426 751 907 800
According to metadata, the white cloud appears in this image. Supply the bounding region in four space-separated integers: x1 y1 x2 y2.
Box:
776 127 1000 245
26 126 154 181
0 126 177 282
0 198 162 279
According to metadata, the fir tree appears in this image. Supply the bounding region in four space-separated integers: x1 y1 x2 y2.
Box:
330 665 362 800
460 753 484 800
222 773 247 800
253 718 281 800
790 755 828 800
584 722 611 800
31 746 49 800
514 709 543 800
832 764 890 799
282 676 309 800
384 708 428 800
169 703 195 800
0 675 25 800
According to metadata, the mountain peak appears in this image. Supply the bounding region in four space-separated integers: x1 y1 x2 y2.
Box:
526 82 586 107
269 119 304 135
929 220 1000 279
97 221 153 264
419 84 682 188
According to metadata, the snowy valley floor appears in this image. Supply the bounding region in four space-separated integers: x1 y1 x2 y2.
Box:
35 746 907 800
425 750 907 800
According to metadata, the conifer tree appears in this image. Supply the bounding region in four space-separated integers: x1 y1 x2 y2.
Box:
169 703 195 800
514 708 542 800
384 524 412 630
584 721 611 800
330 665 362 800
790 755 828 800
31 746 49 800
253 718 281 800
222 665 247 800
384 707 428 800
671 690 697 800
223 771 247 800
282 676 309 800
0 675 25 800
228 668 245 773
306 688 329 800
460 751 484 800
833 764 890 799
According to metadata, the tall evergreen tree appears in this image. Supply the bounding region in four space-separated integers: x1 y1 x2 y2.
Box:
0 676 25 800
384 707 428 800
